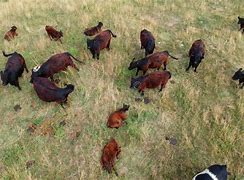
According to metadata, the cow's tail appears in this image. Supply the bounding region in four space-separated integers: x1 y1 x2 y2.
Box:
168 53 178 60
2 51 15 57
107 30 117 38
67 52 85 64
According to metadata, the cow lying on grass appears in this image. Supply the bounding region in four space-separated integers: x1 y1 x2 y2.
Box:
4 26 18 41
1 51 28 90
84 22 103 36
101 138 121 176
107 104 130 128
30 52 84 82
87 30 117 60
32 77 74 107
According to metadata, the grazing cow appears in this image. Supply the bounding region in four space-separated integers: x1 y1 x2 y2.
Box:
32 77 74 107
84 22 103 36
128 51 178 76
237 16 244 33
4 26 18 41
186 39 206 72
107 104 130 129
45 25 63 43
140 29 155 56
232 68 244 88
130 75 148 89
30 52 84 82
192 164 228 180
101 138 121 176
87 29 117 60
138 71 171 96
1 51 28 90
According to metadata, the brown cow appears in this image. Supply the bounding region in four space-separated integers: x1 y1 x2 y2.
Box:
107 104 130 128
128 51 178 75
1 51 28 90
30 52 84 82
32 77 74 107
4 26 18 41
84 22 103 36
186 39 205 72
101 138 121 176
138 71 171 96
45 25 63 43
87 29 117 60
140 29 155 56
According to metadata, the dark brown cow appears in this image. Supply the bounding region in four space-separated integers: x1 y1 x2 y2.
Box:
107 104 130 128
87 29 117 60
101 138 121 176
45 25 63 43
128 51 178 75
1 51 28 90
138 71 171 96
30 52 84 82
238 16 244 33
186 39 205 72
4 26 18 41
140 29 155 56
32 77 74 107
84 22 103 36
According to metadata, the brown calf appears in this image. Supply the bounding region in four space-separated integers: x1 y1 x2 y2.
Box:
107 104 130 128
30 52 84 82
87 29 117 60
128 51 178 76
45 25 63 43
140 29 155 56
101 138 121 176
4 26 18 41
84 22 103 36
138 71 171 96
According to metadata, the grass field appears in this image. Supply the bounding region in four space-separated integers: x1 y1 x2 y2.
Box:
0 0 243 179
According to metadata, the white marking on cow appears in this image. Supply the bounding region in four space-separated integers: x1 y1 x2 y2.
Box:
192 169 218 180
33 65 41 72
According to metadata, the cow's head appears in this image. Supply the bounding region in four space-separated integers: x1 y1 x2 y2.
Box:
128 58 138 70
30 65 41 83
232 68 243 80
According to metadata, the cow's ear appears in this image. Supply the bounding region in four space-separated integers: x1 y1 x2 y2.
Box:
238 68 242 71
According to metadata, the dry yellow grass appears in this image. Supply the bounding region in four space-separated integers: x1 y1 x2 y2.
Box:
0 0 243 179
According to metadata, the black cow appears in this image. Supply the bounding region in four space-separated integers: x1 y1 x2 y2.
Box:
238 16 244 33
232 68 244 88
1 51 28 90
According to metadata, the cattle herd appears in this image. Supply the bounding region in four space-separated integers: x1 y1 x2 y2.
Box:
1 15 243 179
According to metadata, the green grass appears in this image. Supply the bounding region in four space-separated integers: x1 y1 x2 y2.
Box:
0 0 243 179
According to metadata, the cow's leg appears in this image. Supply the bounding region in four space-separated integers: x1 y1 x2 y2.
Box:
50 76 54 81
142 70 147 75
163 63 167 70
97 52 100 60
194 64 200 73
59 38 62 44
186 61 192 71
72 64 79 71
14 81 21 90
136 69 139 76
159 83 165 92
106 39 111 50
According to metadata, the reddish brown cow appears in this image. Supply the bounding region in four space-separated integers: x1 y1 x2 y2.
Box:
128 51 178 75
32 77 74 107
30 52 84 82
107 104 130 128
4 26 18 41
101 138 121 176
45 25 63 43
1 51 28 90
140 29 155 56
138 71 171 96
87 29 117 60
84 22 103 36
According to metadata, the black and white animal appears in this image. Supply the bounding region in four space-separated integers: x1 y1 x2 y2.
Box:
232 68 244 88
0 51 28 90
192 164 228 180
